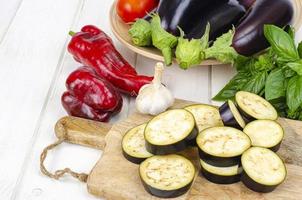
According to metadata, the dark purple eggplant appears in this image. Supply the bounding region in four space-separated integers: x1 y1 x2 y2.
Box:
219 100 246 130
238 0 256 10
186 1 246 40
157 0 229 36
233 0 293 56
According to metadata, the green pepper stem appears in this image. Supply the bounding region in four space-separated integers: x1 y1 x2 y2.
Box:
69 31 76 36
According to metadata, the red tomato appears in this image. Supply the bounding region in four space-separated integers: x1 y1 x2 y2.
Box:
116 0 158 23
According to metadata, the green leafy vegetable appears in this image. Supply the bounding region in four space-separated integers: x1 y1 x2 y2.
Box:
214 25 302 120
151 14 178 65
264 25 299 63
298 41 302 58
175 24 210 69
204 29 238 64
242 71 267 94
212 72 250 101
265 68 286 100
286 60 302 75
285 25 295 39
286 75 302 113
129 19 152 46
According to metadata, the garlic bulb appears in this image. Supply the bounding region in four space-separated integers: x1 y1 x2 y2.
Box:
136 62 174 115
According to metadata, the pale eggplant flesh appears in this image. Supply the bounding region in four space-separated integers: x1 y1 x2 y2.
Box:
219 100 246 130
243 120 284 152
139 155 195 198
145 109 197 155
122 123 153 164
235 91 278 122
196 126 251 167
200 159 242 184
241 147 287 193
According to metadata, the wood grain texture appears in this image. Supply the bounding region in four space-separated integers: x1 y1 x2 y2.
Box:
86 99 302 200
0 0 22 43
12 0 136 199
0 0 84 199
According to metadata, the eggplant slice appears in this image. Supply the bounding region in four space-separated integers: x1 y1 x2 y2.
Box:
196 126 251 167
243 120 284 152
219 100 246 130
139 154 195 198
235 91 278 121
200 159 242 184
241 147 287 193
122 123 153 164
184 104 223 132
145 109 197 155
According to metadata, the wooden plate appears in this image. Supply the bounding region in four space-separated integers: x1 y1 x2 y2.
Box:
110 0 302 66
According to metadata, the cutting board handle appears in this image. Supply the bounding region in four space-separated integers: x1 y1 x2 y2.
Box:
40 116 112 183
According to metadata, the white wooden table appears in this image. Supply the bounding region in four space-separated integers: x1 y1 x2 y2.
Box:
0 0 301 199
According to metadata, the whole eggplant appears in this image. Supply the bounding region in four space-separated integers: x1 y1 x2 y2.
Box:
233 0 293 56
157 0 228 36
186 1 246 40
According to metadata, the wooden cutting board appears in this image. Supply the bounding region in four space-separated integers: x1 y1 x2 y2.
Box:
55 99 302 200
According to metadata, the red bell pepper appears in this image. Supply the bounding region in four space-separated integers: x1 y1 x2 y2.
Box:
68 25 153 96
62 66 123 122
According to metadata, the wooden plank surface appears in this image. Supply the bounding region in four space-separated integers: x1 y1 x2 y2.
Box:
0 0 300 199
0 0 83 199
12 0 136 200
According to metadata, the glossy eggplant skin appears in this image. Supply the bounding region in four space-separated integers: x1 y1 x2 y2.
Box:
146 128 198 155
140 178 193 198
233 0 293 56
238 0 256 10
198 149 241 167
157 0 229 36
200 167 241 184
219 101 243 130
241 170 278 193
186 1 246 40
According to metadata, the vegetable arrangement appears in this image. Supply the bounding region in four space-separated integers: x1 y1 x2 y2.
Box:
126 0 293 67
122 91 287 197
214 25 302 120
62 25 154 121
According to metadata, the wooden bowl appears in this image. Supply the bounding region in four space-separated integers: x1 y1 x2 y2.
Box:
109 0 302 66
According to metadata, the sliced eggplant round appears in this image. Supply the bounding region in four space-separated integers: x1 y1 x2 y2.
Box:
199 159 242 184
235 91 278 122
145 109 197 155
122 123 153 164
139 154 195 198
243 120 284 152
185 104 223 132
219 100 246 130
241 147 287 193
196 126 251 167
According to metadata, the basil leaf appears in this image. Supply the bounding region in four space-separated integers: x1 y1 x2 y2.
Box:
270 98 287 117
284 67 296 78
286 75 302 112
285 25 295 39
264 25 299 62
286 60 302 75
265 68 286 100
298 41 302 58
233 55 252 71
242 71 267 94
212 72 250 101
254 53 274 71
